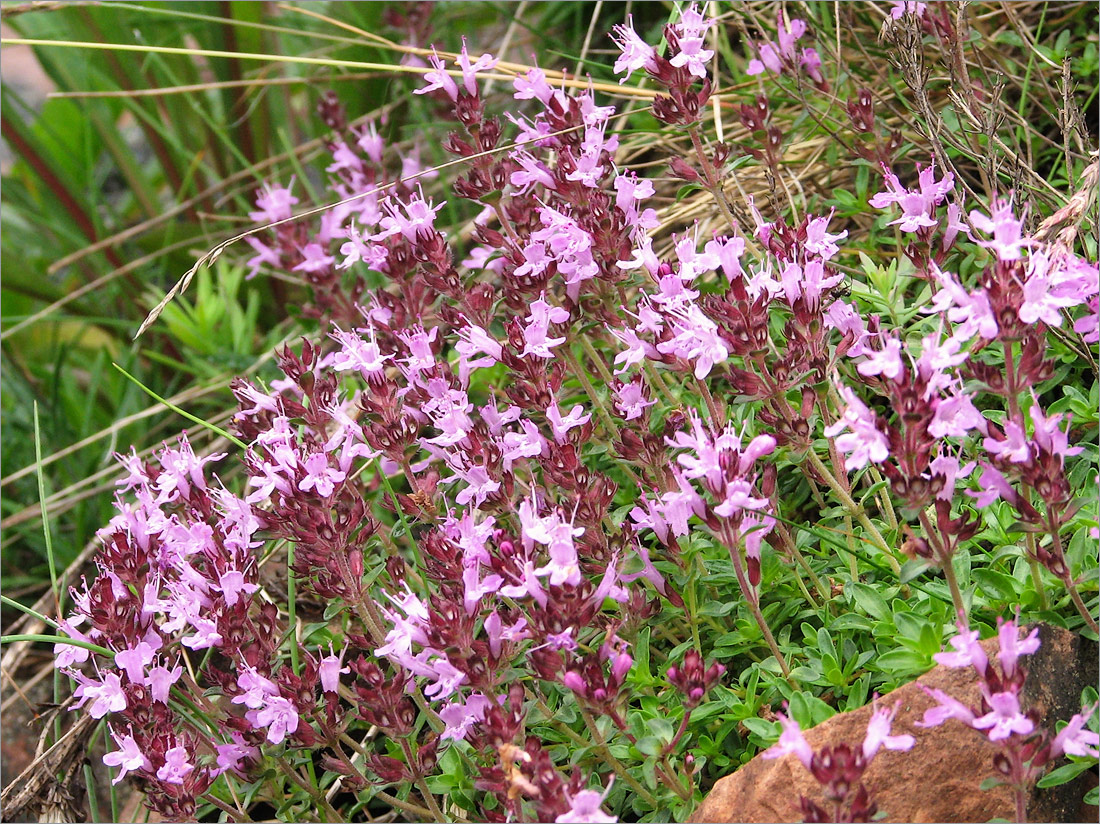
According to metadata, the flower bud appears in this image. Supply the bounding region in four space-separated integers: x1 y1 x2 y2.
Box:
669 157 701 183
611 652 633 685
562 671 587 697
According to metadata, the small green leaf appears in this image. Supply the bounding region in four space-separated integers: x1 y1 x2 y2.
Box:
972 568 1020 601
875 649 930 674
848 582 890 622
675 183 703 202
900 559 932 584
1035 760 1093 788
740 717 775 738
649 717 676 744
635 736 663 757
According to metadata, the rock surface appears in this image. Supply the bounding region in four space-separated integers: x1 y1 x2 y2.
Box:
691 624 1098 823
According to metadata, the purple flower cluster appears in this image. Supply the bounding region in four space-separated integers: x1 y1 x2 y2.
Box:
920 616 1098 817
763 698 915 822
48 4 1098 822
57 437 268 819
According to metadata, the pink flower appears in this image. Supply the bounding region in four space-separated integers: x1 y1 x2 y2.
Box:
103 730 150 785
804 213 848 260
614 172 656 227
629 492 670 545
891 1 928 18
666 411 724 488
145 661 182 704
250 181 298 224
972 691 1034 741
863 699 916 760
293 243 335 274
1051 705 1100 759
927 264 999 341
520 295 570 359
775 16 807 61
356 121 383 164
983 422 1031 464
319 643 350 694
613 378 656 420
298 453 346 498
514 66 554 104
658 474 707 537
424 657 468 700
705 235 747 283
1020 259 1079 326
739 513 775 563
232 665 280 710
414 49 459 101
114 641 157 685
714 478 769 517
216 569 258 608
247 695 300 744
456 39 497 95
373 187 444 243
500 419 546 470
611 15 657 82
398 325 439 375
929 452 974 501
215 733 259 778
483 611 530 658
825 300 870 353
857 337 904 381
747 43 782 76
74 672 127 719
917 334 969 396
917 686 977 728
669 34 713 79
995 618 1039 680
1074 296 1099 343
1028 398 1084 460
676 4 712 41
969 197 1030 261
930 389 987 439
447 462 501 509
510 151 556 193
556 785 617 823
656 303 730 379
869 160 954 232
763 712 814 769
156 746 194 785
609 326 654 374
521 497 584 587
967 463 1017 507
154 436 225 503
800 48 824 84
439 693 491 742
462 564 503 615
326 140 362 175
547 403 591 442
934 620 988 673
823 384 890 470
375 585 431 661
745 13 819 84
779 259 843 310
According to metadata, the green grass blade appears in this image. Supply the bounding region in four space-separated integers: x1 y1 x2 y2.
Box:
32 402 61 615
112 363 248 450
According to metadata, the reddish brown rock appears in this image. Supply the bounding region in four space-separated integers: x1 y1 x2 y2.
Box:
691 624 1097 823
